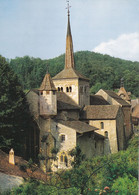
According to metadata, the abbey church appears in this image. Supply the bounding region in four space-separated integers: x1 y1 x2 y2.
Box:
27 9 132 172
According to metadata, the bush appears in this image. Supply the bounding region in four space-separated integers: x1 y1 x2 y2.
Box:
111 174 138 194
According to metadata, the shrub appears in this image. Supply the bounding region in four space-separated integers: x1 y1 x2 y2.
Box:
111 174 138 194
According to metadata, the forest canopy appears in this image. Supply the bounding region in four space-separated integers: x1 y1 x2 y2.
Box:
9 51 139 97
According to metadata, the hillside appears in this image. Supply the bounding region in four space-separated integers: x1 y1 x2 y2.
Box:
9 51 139 96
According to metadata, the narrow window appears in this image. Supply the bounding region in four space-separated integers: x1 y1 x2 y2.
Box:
64 156 68 166
58 87 60 92
61 135 65 142
84 86 87 93
61 87 63 92
66 87 69 92
40 91 43 95
104 131 108 138
100 122 104 129
53 91 55 95
69 86 72 92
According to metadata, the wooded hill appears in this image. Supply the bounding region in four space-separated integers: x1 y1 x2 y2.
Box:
9 51 139 97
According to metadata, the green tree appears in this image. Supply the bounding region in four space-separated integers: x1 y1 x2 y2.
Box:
0 55 32 156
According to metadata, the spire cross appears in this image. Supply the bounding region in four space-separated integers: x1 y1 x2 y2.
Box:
66 0 71 16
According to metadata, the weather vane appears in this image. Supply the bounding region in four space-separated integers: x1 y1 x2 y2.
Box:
66 0 71 16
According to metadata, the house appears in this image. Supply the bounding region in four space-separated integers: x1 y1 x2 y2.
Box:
96 89 133 140
80 105 125 153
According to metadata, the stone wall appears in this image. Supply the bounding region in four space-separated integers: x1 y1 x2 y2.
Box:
122 106 132 140
77 132 104 158
26 90 39 118
53 78 79 104
89 119 118 153
96 89 132 141
50 121 76 171
79 80 90 107
116 108 125 150
39 91 57 116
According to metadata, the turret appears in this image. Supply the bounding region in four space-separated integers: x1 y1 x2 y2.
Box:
117 78 131 104
39 73 57 117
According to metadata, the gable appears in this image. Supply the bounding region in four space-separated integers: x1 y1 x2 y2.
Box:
90 95 109 105
96 89 130 107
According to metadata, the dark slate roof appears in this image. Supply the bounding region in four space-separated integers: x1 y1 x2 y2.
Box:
90 95 109 105
52 68 89 81
39 73 56 91
58 120 98 133
80 105 120 120
103 90 130 106
57 92 80 110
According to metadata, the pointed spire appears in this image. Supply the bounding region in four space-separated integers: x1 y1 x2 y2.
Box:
65 1 74 69
39 73 56 91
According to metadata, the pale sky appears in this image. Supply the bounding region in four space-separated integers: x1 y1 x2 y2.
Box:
0 0 139 61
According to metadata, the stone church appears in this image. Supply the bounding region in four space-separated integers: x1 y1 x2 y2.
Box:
26 10 132 172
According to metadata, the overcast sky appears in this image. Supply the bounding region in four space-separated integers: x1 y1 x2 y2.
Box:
0 0 139 61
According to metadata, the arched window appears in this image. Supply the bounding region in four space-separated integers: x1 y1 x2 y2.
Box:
40 91 43 95
61 87 63 92
58 87 60 92
69 86 72 92
100 122 104 129
59 152 68 166
61 134 65 142
104 131 108 138
66 87 69 92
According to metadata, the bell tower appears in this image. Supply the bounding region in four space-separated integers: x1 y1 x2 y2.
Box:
39 73 57 117
52 1 90 107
